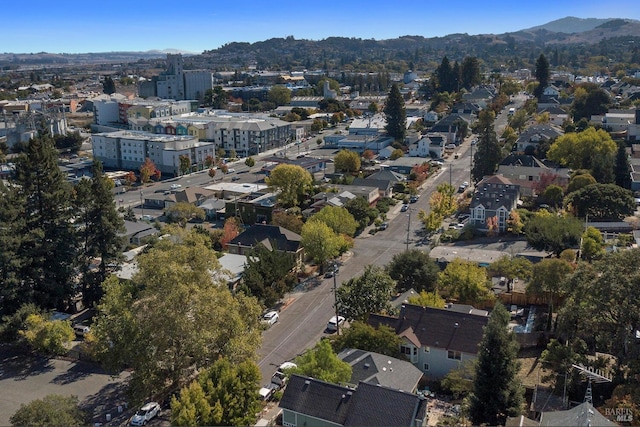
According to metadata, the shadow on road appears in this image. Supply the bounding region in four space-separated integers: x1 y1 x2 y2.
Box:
51 362 96 385
293 276 323 293
0 351 54 381
81 381 131 425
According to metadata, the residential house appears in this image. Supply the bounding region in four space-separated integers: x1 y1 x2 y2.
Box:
602 109 636 132
352 168 405 198
542 85 561 99
536 106 569 127
198 198 226 220
381 157 428 175
226 224 304 268
408 132 446 158
279 375 428 427
143 186 216 210
261 155 329 177
310 190 359 213
119 220 158 246
323 133 394 153
505 401 616 427
215 253 249 291
337 348 424 392
469 175 520 232
430 114 468 145
368 304 489 378
515 124 563 154
225 191 279 224
496 154 570 197
462 86 496 109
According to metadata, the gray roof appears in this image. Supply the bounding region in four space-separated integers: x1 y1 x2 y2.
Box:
337 349 423 392
499 154 548 168
228 224 301 252
366 168 406 183
368 304 488 355
279 375 353 425
343 381 427 427
539 401 616 427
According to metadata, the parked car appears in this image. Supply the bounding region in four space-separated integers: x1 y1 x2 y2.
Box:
400 204 409 212
261 310 279 327
448 223 465 230
227 168 236 174
324 268 338 278
378 222 389 230
170 183 182 190
231 175 240 181
326 315 345 332
259 383 279 401
129 402 160 426
73 324 90 337
409 195 419 203
271 361 297 388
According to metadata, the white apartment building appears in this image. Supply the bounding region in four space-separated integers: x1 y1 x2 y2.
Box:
92 130 215 176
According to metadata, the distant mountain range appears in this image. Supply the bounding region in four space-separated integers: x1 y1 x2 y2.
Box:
1 17 639 68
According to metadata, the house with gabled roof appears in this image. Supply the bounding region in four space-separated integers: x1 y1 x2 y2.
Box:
337 349 424 392
368 304 488 378
515 124 563 153
279 375 428 427
469 175 520 232
497 154 570 197
227 223 303 267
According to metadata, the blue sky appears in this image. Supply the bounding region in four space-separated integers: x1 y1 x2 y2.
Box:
4 0 640 54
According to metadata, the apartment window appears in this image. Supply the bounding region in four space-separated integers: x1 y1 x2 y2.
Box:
447 350 462 360
400 346 412 356
423 363 430 371
423 346 430 353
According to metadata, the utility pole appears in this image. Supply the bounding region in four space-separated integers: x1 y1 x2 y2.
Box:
332 262 340 335
470 139 474 187
140 190 144 217
406 208 412 251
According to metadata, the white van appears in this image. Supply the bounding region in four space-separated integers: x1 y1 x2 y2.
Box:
73 324 90 337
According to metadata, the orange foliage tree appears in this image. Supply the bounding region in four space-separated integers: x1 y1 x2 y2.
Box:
221 217 240 249
139 158 160 184
486 215 499 237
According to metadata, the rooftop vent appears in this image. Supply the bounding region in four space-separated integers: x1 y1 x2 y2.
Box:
363 363 370 369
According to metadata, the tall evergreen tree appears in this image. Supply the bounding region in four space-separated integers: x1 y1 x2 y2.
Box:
12 134 77 311
436 56 455 93
74 160 125 305
0 180 25 316
534 54 550 99
461 56 482 90
615 141 632 189
469 302 524 426
471 109 502 183
102 76 116 95
383 83 406 142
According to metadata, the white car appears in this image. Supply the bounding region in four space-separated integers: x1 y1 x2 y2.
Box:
261 310 279 327
73 324 90 337
170 183 182 190
130 402 160 426
326 315 345 332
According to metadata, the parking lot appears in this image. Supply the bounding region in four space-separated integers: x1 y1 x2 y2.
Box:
0 345 130 425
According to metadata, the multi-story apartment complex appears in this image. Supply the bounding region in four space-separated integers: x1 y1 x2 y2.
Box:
92 130 215 176
143 54 214 102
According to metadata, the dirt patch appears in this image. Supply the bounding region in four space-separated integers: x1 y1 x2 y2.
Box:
518 346 550 389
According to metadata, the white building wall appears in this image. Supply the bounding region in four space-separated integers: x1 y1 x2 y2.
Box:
184 70 214 101
93 99 120 125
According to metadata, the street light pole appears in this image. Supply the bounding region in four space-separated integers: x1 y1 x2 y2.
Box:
332 262 340 335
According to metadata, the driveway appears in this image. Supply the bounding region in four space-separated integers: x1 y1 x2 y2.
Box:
0 345 129 425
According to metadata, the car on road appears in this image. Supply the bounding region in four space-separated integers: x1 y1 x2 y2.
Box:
140 215 154 221
261 310 279 327
170 184 182 190
448 223 465 230
400 204 409 212
409 195 419 203
130 402 160 426
227 168 236 174
231 175 240 181
326 315 345 332
324 268 339 278
378 222 389 230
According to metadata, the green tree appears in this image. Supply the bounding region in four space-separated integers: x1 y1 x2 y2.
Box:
615 141 632 189
301 221 343 268
335 265 395 322
542 184 564 208
384 83 407 141
389 148 404 160
471 109 502 183
179 154 191 175
265 164 313 208
12 134 77 312
292 339 352 384
20 314 75 356
309 205 357 237
241 243 296 308
469 302 524 426
344 196 376 231
460 56 481 90
533 54 550 99
73 160 125 305
524 214 583 255
245 156 255 168
268 85 291 107
508 109 528 132
430 183 457 218
539 338 588 395
439 259 493 305
581 226 605 261
386 249 440 293
441 360 476 399
565 183 635 220
407 290 446 308
102 76 116 95
204 85 228 109
417 210 442 235
0 180 24 317
171 358 261 427
333 149 361 173
566 172 597 194
547 127 616 174
90 228 263 401
331 321 401 358
165 202 205 226
435 56 457 93
10 394 87 427
270 211 304 234
527 258 574 331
